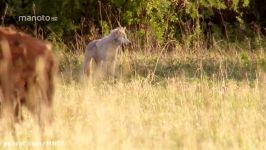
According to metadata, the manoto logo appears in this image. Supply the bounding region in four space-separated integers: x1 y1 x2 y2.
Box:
18 15 58 22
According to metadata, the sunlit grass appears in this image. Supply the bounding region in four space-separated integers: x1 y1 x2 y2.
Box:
1 48 266 149
58 77 266 149
1 76 265 149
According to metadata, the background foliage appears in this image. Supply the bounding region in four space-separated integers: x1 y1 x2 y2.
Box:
0 0 266 50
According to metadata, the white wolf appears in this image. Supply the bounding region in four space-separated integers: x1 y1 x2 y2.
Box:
83 27 130 77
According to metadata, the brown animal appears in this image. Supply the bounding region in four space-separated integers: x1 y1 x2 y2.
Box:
0 27 55 127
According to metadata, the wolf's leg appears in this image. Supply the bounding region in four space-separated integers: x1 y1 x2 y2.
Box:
83 51 93 76
111 60 117 78
103 61 109 77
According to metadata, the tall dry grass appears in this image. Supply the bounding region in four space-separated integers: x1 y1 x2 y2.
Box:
1 58 266 150
2 76 265 149
0 33 266 149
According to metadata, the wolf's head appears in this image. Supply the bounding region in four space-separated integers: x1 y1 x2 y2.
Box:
111 27 131 45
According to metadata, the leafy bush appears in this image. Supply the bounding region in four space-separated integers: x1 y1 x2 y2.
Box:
2 0 266 50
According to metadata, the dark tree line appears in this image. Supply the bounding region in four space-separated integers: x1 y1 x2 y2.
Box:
0 0 266 48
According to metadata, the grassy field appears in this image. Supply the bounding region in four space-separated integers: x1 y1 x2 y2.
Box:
1 45 266 149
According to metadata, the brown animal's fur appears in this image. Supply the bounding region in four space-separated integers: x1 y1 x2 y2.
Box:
0 27 55 127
